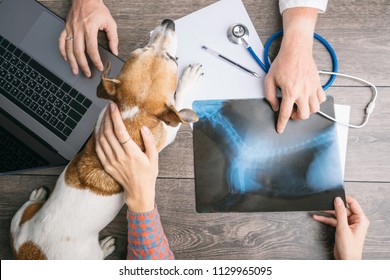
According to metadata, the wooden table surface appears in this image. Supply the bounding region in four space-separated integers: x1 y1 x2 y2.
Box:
1 0 389 260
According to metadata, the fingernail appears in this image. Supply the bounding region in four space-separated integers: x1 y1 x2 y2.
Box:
110 103 116 112
72 68 78 75
142 126 150 134
277 127 284 134
272 105 279 112
335 197 343 206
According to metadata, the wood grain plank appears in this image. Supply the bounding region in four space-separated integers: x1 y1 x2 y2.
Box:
1 176 389 260
331 87 390 182
24 1 389 182
160 87 390 182
38 0 390 86
12 87 390 183
155 180 390 260
0 175 59 260
2 0 388 261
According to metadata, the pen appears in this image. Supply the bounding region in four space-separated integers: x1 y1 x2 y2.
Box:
201 45 260 78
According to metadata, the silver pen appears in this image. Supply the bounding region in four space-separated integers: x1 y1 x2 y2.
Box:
201 45 260 78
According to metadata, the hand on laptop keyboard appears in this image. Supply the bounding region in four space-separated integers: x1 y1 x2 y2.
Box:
58 0 118 78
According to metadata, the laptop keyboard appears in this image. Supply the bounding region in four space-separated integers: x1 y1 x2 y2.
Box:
0 125 49 173
0 35 92 141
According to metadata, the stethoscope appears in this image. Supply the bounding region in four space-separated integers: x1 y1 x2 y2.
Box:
227 23 377 128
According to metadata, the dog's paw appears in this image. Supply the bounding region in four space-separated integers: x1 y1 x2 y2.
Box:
29 186 48 201
176 63 203 96
100 236 116 258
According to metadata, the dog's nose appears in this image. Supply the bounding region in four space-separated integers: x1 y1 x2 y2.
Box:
161 19 175 31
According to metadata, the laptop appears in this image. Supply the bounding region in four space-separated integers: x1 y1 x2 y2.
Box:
0 0 124 174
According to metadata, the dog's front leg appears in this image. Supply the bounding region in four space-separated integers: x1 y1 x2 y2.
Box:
174 64 203 110
160 64 203 150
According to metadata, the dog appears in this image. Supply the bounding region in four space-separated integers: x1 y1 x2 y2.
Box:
10 19 202 259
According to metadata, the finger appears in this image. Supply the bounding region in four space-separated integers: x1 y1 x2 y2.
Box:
334 197 349 230
347 196 370 231
106 19 119 55
320 208 352 217
65 36 79 75
141 126 158 164
277 95 295 134
346 196 366 216
312 214 337 227
109 103 139 152
317 88 326 104
95 136 107 165
309 94 320 114
58 29 68 61
97 107 115 157
265 75 279 112
98 105 111 136
73 34 91 77
85 26 104 71
293 98 310 120
102 104 128 156
320 210 336 216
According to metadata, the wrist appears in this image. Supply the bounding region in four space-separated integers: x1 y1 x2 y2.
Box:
282 7 318 49
73 0 102 4
71 0 103 14
126 197 155 213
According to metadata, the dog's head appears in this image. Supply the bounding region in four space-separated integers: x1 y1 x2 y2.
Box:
97 19 198 150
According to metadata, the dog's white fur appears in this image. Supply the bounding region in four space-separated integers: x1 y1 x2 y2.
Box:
11 172 123 259
10 20 202 259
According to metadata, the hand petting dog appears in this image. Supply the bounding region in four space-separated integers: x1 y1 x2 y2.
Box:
96 103 158 213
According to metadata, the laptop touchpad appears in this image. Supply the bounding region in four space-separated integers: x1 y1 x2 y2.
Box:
20 11 79 85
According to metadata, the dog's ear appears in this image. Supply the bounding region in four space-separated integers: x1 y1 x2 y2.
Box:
158 105 199 127
97 61 120 100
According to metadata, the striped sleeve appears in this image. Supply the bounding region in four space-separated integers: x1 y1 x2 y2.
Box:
127 206 174 260
279 0 328 14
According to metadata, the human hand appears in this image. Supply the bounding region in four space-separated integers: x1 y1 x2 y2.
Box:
95 103 158 213
313 196 370 260
59 0 118 77
265 7 326 133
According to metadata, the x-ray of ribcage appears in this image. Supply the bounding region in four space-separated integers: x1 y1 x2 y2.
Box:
193 97 345 212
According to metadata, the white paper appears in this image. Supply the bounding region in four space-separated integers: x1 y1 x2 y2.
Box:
175 0 266 109
175 0 350 175
334 104 350 176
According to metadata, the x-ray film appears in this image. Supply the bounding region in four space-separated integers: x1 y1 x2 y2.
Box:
193 97 345 212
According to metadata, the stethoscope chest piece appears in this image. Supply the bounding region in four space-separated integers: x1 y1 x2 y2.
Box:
227 23 249 45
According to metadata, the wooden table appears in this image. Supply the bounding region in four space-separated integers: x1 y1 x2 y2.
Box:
1 0 389 260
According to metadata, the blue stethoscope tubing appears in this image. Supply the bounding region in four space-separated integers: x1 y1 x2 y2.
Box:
250 30 339 90
243 30 377 129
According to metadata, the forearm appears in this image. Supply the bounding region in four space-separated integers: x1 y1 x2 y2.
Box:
127 206 174 260
125 186 155 214
281 7 318 52
70 0 104 12
279 0 328 14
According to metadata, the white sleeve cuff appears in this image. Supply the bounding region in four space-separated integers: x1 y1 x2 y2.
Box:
279 0 328 14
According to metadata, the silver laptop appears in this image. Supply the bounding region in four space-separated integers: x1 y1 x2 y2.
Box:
0 0 124 174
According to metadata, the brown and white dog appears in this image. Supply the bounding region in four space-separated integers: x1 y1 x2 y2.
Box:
10 19 202 259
